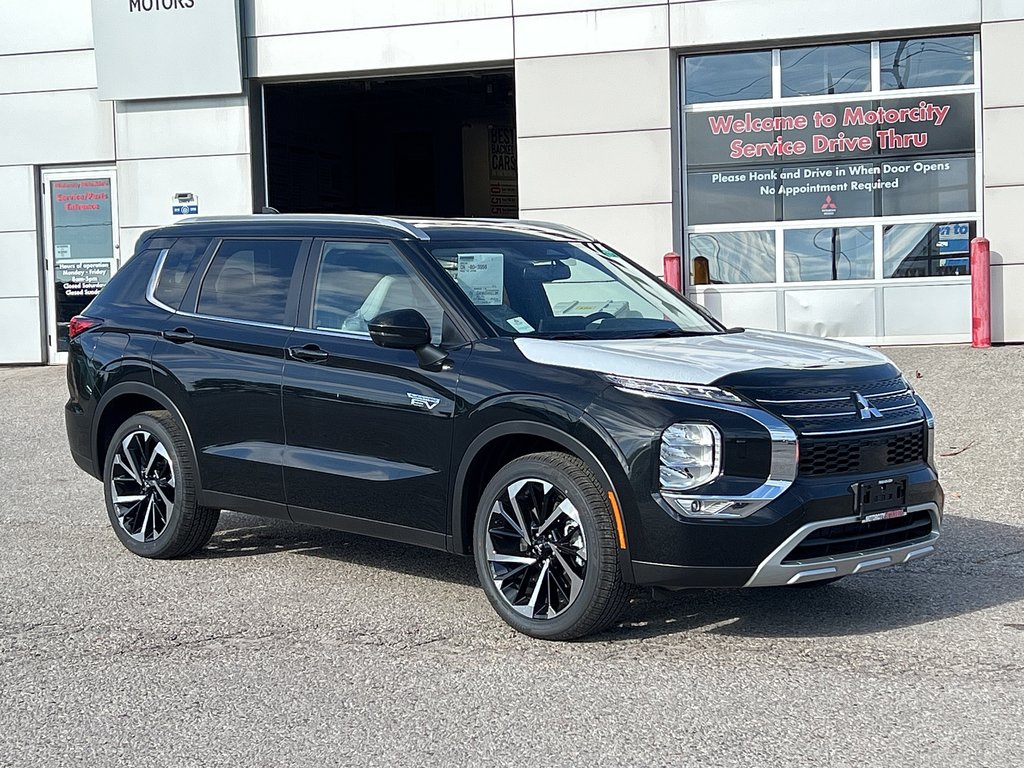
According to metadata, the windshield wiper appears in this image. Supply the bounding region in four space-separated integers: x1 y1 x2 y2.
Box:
532 332 595 340
618 328 721 339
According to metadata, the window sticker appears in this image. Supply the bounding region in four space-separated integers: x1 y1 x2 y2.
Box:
507 316 534 333
457 253 504 305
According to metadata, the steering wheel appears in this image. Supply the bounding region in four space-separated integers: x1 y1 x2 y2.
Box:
583 311 615 328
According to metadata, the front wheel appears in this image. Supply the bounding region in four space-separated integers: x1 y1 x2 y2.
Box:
473 452 630 640
103 410 219 559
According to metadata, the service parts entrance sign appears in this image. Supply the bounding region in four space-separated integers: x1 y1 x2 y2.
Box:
50 179 114 300
685 94 975 225
90 0 242 101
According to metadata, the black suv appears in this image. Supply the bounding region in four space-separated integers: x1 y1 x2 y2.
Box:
65 215 943 639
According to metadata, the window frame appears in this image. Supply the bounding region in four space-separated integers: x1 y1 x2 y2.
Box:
150 236 215 312
295 237 473 348
678 33 982 290
182 236 311 329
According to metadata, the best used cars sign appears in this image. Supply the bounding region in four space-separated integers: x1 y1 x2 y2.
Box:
90 0 242 100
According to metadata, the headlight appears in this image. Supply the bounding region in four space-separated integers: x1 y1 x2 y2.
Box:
660 423 722 491
606 375 745 405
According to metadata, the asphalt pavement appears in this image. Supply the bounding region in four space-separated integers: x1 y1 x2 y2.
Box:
1 345 1022 767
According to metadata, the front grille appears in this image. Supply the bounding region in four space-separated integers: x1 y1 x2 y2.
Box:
799 426 926 476
783 509 934 563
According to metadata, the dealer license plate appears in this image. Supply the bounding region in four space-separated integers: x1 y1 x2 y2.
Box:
853 476 908 523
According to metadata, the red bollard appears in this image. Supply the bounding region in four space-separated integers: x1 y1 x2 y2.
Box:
970 237 991 348
970 237 987 348
663 252 682 292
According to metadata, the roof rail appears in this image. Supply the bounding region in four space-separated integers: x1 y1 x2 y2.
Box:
172 213 431 240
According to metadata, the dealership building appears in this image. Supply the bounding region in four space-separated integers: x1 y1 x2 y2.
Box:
2 0 1022 363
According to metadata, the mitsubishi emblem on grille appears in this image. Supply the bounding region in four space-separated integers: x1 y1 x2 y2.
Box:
852 391 883 420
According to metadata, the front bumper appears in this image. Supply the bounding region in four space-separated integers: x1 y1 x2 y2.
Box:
742 502 940 586
626 466 943 588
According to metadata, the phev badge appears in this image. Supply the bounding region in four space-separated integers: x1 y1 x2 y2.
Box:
407 393 441 410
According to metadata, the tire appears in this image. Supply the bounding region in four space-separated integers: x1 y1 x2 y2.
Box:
473 452 631 640
103 410 219 559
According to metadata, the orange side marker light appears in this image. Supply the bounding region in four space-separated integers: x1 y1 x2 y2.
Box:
607 491 627 550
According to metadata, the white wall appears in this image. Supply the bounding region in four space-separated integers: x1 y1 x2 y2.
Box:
0 0 107 363
4 0 1023 362
113 96 253 254
981 14 1024 342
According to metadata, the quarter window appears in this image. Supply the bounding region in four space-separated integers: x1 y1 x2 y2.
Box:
153 237 210 309
197 239 302 324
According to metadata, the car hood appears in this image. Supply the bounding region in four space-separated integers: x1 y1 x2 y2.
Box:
514 329 892 385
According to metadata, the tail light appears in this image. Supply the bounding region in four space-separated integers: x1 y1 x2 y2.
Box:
68 315 103 339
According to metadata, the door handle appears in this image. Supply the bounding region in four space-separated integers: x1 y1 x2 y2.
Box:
288 344 329 363
162 327 195 344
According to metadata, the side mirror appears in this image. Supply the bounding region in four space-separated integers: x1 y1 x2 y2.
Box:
368 309 449 370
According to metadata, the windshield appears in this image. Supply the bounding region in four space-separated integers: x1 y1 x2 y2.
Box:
424 240 723 338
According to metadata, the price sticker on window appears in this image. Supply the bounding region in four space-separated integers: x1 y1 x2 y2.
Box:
457 253 504 306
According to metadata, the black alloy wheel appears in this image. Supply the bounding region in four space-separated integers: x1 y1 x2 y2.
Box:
473 452 630 640
103 410 219 558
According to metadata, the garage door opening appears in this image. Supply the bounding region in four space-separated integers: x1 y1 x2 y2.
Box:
263 70 518 219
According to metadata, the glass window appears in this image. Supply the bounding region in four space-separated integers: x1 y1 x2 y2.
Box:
784 227 874 282
311 241 445 345
153 237 210 309
781 44 870 96
689 231 776 285
880 156 975 216
883 221 974 278
880 35 974 90
685 51 772 104
197 239 302 324
426 241 720 337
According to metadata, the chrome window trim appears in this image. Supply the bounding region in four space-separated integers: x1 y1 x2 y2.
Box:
145 248 178 313
743 503 940 587
173 309 296 332
146 246 296 331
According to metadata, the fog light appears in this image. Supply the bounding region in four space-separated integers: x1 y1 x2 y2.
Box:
660 423 721 491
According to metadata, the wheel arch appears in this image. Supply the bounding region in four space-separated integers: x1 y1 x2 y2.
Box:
93 382 199 487
451 420 631 570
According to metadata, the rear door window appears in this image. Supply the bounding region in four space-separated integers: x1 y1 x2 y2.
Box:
153 237 211 309
197 239 303 325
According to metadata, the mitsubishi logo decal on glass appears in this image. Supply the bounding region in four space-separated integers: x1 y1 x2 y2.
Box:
852 392 883 420
407 393 440 410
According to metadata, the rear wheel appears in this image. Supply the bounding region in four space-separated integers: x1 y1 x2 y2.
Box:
103 410 219 558
473 452 630 640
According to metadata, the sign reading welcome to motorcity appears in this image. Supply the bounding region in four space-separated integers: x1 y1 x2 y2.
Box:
90 0 242 100
684 94 975 225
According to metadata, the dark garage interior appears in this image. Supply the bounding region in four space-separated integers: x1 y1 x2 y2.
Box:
263 70 518 219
